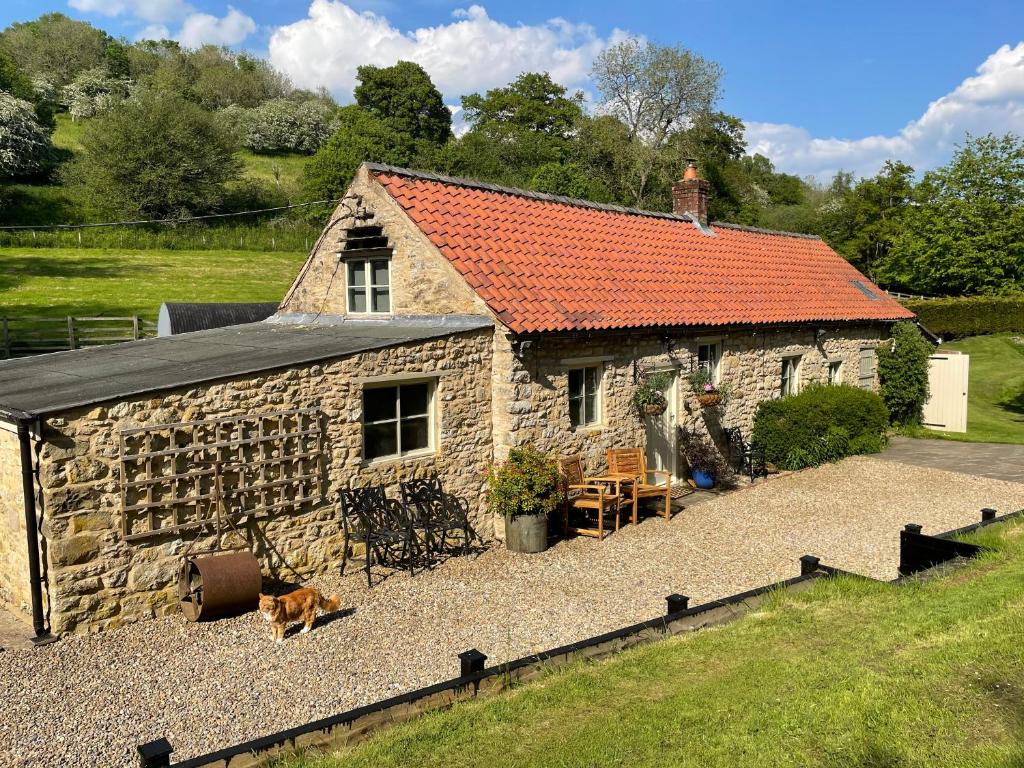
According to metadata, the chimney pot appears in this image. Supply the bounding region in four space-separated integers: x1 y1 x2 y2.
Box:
672 161 710 226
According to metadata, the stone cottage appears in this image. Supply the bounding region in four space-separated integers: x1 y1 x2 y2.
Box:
0 162 914 638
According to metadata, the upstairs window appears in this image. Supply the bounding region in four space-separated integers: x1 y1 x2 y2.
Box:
697 342 721 384
347 258 390 313
343 225 392 314
780 355 802 397
568 366 601 428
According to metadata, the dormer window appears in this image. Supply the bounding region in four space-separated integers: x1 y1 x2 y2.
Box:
343 225 392 315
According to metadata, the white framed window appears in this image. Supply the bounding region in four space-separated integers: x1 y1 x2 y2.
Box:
780 355 802 397
347 258 391 314
362 380 434 461
828 360 843 385
697 342 721 384
568 366 601 428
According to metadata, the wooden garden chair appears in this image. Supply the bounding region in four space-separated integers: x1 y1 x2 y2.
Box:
606 447 672 522
556 455 629 540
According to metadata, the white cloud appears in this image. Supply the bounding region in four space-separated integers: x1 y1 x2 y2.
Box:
177 7 258 47
269 1 622 102
68 0 190 24
68 0 257 46
746 42 1024 180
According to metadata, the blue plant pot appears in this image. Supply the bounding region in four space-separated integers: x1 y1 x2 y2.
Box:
692 470 715 489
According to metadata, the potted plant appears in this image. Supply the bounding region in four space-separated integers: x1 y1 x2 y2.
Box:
683 434 727 489
687 367 732 409
632 369 673 416
486 446 563 553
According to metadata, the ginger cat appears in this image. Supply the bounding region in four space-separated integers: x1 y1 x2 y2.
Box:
258 587 341 642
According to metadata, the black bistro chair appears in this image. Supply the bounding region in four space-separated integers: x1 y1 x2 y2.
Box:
723 427 768 483
400 476 476 563
339 486 416 587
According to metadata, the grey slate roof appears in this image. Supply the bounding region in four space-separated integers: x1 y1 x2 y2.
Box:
0 315 493 419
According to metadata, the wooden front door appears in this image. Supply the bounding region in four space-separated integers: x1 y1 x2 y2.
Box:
644 370 678 480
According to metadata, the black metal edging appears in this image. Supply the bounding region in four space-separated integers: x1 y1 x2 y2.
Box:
933 508 1024 541
140 564 831 768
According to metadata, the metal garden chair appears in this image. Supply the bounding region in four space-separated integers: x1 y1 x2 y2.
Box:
339 486 416 587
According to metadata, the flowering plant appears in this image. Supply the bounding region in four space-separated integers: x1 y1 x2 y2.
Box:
687 367 732 407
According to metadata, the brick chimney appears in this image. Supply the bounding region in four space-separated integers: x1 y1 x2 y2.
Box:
672 159 710 226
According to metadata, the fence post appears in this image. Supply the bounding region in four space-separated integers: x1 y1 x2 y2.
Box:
132 315 140 341
666 594 689 614
799 554 821 576
458 648 487 677
1 317 8 360
981 508 997 522
67 316 76 350
137 738 173 768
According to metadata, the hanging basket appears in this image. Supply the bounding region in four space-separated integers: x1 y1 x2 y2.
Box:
696 392 723 408
642 401 667 416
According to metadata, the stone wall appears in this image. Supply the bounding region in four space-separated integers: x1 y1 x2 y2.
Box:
496 323 889 479
34 328 493 635
280 167 490 319
0 426 31 618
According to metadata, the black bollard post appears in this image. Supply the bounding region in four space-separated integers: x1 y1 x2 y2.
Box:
666 594 690 614
137 738 173 768
458 648 487 677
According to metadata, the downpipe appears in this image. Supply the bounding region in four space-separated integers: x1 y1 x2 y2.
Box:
14 416 55 644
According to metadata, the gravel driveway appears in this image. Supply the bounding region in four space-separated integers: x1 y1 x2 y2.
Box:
1 456 1022 768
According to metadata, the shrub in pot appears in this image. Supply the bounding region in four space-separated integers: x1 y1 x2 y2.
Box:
683 434 727 489
486 446 562 553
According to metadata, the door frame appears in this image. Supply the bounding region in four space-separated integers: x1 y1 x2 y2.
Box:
643 364 679 481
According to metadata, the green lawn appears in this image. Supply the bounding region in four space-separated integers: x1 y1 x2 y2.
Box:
0 247 307 320
281 521 1024 768
921 334 1024 445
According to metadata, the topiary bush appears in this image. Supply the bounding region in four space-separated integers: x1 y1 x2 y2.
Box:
877 321 933 426
486 446 563 520
752 384 889 470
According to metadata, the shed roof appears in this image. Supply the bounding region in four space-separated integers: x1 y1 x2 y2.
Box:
367 163 915 333
157 302 280 336
0 315 492 418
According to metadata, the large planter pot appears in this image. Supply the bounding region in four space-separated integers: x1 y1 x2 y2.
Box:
505 512 548 554
691 469 715 489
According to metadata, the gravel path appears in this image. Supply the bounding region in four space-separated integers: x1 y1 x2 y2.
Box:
1 456 1022 767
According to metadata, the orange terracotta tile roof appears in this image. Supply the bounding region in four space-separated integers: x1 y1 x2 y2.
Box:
368 164 915 334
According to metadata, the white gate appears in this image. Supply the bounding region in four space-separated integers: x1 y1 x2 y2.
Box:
922 353 969 433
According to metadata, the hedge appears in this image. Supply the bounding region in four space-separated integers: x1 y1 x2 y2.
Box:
751 384 889 471
902 295 1024 339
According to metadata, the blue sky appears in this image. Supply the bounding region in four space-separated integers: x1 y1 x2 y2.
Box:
3 0 1023 179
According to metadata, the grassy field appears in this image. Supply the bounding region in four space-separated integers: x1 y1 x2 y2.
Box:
279 520 1024 768
919 334 1024 445
0 115 311 227
0 247 307 319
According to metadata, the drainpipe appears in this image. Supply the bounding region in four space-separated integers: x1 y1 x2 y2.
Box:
5 409 54 644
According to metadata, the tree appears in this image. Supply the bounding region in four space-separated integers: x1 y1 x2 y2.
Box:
0 91 50 178
0 13 110 87
453 73 584 187
592 38 721 204
242 98 337 154
62 67 131 120
882 134 1024 295
354 61 450 147
62 90 241 219
0 48 53 129
819 161 915 277
877 321 932 426
302 106 416 201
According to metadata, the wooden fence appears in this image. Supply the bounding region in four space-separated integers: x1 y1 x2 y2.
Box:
0 316 156 358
